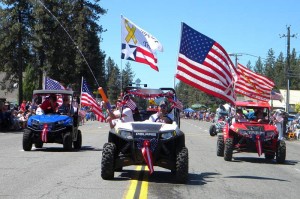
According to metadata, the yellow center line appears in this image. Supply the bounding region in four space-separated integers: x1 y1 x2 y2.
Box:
124 166 149 199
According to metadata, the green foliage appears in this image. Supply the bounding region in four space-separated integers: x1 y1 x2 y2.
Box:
295 103 300 113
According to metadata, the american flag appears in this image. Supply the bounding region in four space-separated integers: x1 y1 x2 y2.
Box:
81 79 105 122
235 63 274 102
271 90 283 101
45 77 65 90
44 77 64 105
122 95 137 111
121 15 163 72
176 23 237 105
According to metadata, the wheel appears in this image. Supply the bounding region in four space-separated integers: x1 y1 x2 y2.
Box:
209 125 217 136
73 130 82 150
101 143 116 180
34 141 43 149
217 135 224 157
264 153 275 160
224 138 233 161
276 140 286 164
23 129 33 151
63 133 73 151
175 147 189 184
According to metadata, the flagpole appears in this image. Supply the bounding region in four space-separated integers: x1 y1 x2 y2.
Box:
120 15 123 93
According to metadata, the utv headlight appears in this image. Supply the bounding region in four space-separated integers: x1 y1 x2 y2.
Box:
238 130 249 136
161 130 176 139
265 131 275 137
31 119 39 125
119 130 133 139
57 120 65 125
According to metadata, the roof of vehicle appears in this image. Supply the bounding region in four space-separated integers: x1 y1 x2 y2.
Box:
123 87 176 99
33 90 74 95
235 101 270 108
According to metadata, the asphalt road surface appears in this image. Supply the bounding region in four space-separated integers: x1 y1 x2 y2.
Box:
1 119 300 199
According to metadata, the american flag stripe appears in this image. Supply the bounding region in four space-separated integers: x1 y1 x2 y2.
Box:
176 23 236 105
135 46 158 71
125 98 137 111
235 63 274 102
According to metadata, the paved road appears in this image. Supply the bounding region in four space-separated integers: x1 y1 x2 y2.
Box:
1 119 300 199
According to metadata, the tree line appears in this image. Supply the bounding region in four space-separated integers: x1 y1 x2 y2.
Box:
0 0 134 106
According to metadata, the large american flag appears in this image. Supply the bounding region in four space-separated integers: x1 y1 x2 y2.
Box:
45 77 65 90
176 23 237 105
81 79 105 122
235 63 274 102
121 15 163 72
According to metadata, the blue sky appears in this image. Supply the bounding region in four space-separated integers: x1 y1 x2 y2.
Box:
100 0 300 89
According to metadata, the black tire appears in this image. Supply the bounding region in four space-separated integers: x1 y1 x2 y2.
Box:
264 153 275 160
224 138 233 161
63 133 73 151
276 140 286 164
101 143 116 180
209 125 217 136
73 130 82 150
23 129 33 151
217 135 224 157
175 147 189 184
34 141 43 149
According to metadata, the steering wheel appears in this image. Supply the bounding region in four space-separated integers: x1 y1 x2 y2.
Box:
155 115 173 124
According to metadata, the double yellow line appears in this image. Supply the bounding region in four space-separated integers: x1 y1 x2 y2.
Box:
124 166 149 199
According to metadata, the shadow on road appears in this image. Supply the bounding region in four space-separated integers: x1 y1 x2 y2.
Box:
113 169 220 185
232 157 298 165
31 145 102 152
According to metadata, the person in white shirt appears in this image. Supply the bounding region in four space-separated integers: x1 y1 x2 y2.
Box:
273 109 284 140
105 98 134 129
149 100 174 124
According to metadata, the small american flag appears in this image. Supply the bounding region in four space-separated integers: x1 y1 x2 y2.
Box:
176 23 237 105
45 77 65 90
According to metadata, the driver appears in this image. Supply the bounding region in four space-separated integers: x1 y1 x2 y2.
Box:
149 100 174 124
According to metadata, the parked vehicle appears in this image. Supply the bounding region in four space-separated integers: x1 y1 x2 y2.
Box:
23 90 82 151
217 101 286 163
209 111 228 136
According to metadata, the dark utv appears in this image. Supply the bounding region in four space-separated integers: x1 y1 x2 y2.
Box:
23 90 82 151
217 101 286 163
101 87 188 183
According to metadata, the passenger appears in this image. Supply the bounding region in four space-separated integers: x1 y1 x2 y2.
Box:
104 98 134 129
58 96 74 116
149 100 174 124
40 94 58 114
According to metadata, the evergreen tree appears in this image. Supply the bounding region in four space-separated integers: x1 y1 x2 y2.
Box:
0 0 33 104
264 48 276 79
122 62 135 89
253 57 264 75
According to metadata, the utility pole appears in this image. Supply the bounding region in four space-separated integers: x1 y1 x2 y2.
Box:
228 53 242 68
280 26 296 113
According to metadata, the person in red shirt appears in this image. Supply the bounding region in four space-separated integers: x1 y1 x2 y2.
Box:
40 94 58 114
20 100 26 112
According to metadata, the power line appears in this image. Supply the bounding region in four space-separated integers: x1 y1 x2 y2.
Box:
35 0 99 87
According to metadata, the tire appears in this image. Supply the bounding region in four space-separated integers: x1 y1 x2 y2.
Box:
264 153 275 160
34 141 43 149
101 143 116 180
276 140 286 164
217 135 224 157
73 130 82 150
23 129 33 151
63 133 73 151
175 147 189 184
224 138 233 161
209 125 217 136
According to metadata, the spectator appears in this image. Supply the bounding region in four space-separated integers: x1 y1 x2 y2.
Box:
273 109 284 140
